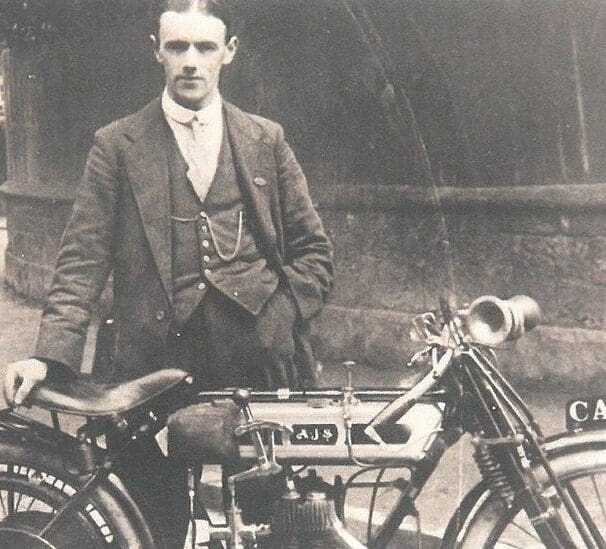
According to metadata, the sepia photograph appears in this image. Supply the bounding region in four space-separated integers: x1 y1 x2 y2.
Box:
0 0 605 547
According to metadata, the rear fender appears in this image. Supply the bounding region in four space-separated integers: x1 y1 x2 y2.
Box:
0 407 83 453
0 407 161 548
441 427 606 548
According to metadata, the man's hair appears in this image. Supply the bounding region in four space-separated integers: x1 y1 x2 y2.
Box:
150 0 236 43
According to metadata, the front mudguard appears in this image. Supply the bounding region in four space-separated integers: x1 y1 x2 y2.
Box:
441 428 606 548
0 407 162 548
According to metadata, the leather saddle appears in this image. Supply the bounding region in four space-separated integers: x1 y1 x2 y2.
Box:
27 369 190 417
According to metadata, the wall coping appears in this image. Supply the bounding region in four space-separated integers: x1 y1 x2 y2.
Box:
2 179 606 212
315 182 606 212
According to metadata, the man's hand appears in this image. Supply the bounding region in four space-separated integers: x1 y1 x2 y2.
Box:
3 359 48 406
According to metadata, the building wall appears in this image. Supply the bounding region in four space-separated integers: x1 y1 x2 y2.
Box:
2 1 606 384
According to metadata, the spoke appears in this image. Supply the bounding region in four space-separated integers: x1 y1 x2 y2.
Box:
566 482 606 548
592 474 606 525
24 494 37 512
6 465 15 516
510 518 542 541
14 487 23 512
7 489 14 516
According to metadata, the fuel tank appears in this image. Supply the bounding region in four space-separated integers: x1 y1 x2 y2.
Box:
240 398 444 465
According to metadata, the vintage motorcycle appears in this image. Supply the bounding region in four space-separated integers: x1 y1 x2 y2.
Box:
0 295 605 548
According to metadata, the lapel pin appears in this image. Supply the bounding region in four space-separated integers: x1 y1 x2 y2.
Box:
253 176 268 187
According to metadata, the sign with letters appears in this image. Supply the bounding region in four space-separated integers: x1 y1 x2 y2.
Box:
566 397 606 430
290 424 339 445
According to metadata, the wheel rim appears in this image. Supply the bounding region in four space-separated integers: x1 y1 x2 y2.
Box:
484 467 606 547
0 463 117 548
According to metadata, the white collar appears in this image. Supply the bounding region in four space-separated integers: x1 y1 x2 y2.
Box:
161 88 223 125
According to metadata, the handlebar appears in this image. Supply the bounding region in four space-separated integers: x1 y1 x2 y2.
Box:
364 348 454 443
364 294 541 444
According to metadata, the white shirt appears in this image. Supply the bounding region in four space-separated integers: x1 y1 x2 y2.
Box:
161 88 224 201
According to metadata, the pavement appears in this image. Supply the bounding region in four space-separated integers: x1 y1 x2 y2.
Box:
0 218 595 546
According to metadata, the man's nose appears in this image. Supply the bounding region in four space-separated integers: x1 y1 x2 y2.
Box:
182 45 198 71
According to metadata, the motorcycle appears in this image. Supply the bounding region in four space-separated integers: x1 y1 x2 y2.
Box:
0 294 605 548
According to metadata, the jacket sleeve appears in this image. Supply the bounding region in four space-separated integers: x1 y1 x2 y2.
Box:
274 125 334 320
34 130 119 373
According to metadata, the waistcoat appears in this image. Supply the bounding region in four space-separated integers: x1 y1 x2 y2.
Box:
168 121 279 327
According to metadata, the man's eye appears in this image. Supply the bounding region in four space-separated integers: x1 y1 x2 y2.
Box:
165 42 189 52
195 43 218 53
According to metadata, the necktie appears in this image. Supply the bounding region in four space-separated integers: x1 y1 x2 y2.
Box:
187 116 217 202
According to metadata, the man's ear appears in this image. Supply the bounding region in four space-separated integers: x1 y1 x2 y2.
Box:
150 34 162 63
223 36 239 65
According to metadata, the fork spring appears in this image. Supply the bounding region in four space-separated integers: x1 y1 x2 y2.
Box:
474 444 515 507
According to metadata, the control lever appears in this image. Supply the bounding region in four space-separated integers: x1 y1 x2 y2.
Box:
217 389 292 548
230 388 292 481
342 360 356 392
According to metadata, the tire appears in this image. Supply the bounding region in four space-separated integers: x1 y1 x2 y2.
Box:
0 433 159 549
448 446 606 548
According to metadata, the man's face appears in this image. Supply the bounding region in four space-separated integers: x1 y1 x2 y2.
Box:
154 11 237 109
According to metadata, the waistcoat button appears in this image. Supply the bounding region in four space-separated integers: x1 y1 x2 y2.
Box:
155 310 165 321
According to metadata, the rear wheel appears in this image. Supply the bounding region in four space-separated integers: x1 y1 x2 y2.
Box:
449 446 606 547
0 434 159 548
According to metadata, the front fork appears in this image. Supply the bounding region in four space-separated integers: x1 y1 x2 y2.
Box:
462 356 605 548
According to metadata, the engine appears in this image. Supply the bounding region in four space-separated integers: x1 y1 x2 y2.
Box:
266 470 361 549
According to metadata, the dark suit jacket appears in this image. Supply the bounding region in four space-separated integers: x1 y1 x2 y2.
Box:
34 98 333 380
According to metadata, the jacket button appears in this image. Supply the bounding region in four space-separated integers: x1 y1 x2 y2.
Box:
155 309 166 321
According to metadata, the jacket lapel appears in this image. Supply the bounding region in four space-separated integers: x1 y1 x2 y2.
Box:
224 101 282 266
123 99 173 302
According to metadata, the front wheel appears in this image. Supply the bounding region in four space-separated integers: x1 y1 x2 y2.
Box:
0 432 159 548
447 445 606 547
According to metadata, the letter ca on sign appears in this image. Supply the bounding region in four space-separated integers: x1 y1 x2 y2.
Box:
566 397 606 430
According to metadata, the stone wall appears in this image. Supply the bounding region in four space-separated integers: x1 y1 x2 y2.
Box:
4 195 71 301
310 183 606 386
5 179 606 387
2 1 606 386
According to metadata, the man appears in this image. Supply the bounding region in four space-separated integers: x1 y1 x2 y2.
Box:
3 0 333 545
4 0 333 400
